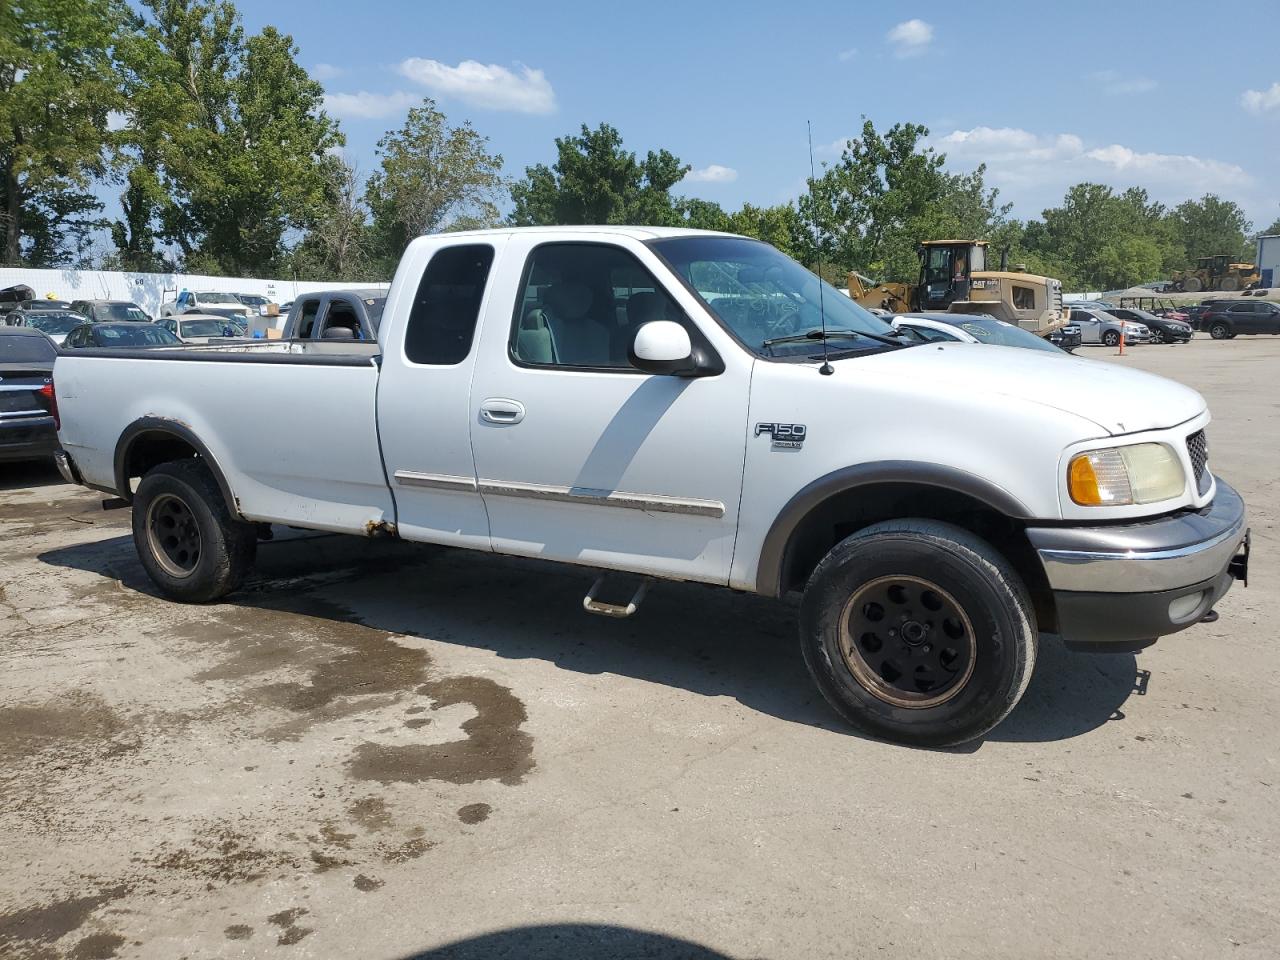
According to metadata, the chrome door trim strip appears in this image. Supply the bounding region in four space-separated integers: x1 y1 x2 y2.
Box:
393 471 478 492
477 479 724 518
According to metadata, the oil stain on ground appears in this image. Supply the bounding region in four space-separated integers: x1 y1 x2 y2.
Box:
0 886 129 958
0 693 128 765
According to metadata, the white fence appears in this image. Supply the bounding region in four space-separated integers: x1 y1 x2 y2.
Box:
0 266 388 316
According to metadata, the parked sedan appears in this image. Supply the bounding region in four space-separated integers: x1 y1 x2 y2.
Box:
12 309 89 345
62 322 182 349
1107 307 1193 344
0 328 59 462
1067 307 1151 346
892 313 1073 354
157 314 247 343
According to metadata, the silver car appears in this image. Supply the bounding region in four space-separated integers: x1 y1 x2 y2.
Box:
1067 307 1151 346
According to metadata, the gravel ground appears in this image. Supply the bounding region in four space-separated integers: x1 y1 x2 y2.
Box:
1 335 1277 960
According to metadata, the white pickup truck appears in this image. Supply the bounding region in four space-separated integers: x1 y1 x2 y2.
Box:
50 227 1251 746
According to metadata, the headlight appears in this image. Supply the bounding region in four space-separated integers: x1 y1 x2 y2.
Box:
1068 443 1186 505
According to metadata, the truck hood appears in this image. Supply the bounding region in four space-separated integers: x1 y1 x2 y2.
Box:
848 343 1206 436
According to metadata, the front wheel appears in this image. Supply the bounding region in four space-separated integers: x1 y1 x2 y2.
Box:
1103 330 1121 347
799 519 1037 747
1209 322 1230 340
132 459 257 602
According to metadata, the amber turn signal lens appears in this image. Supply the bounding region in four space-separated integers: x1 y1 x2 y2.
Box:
1068 454 1103 505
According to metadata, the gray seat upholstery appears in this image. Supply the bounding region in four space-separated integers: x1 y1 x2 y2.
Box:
542 283 612 366
516 307 555 364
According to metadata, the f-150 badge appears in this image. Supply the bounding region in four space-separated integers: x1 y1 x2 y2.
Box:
756 422 807 449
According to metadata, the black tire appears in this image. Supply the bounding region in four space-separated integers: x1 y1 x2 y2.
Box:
131 459 256 602
1184 277 1203 293
799 519 1037 747
1102 330 1121 347
1209 321 1230 340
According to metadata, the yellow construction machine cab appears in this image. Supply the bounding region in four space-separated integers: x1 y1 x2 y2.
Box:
914 240 989 311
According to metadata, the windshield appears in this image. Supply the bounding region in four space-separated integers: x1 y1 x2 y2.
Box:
649 236 896 359
927 316 1064 353
103 303 149 322
95 324 181 346
26 301 68 311
181 319 237 337
27 313 83 335
198 292 241 304
1127 309 1160 322
236 294 267 306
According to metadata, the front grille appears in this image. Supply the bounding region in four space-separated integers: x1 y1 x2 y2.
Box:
1186 429 1209 494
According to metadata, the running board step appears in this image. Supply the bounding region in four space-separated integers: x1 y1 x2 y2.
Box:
583 575 650 618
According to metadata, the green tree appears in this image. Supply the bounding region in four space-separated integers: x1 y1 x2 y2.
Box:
0 0 122 265
288 154 371 280
363 100 505 272
510 123 688 226
798 119 1007 281
728 203 801 260
1172 194 1252 262
116 1 341 274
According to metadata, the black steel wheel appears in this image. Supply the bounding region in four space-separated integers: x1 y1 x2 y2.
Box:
132 459 256 602
1209 322 1230 340
800 519 1037 747
839 575 976 709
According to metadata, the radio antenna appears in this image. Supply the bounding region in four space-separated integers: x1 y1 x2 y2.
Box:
807 120 833 376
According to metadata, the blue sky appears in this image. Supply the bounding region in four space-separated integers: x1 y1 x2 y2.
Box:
243 0 1280 226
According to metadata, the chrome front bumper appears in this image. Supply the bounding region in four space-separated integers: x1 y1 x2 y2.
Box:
1027 478 1250 650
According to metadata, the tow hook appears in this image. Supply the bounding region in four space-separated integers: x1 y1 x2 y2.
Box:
1228 530 1250 587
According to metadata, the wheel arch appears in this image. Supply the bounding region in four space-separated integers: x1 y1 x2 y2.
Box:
754 463 1055 629
113 417 241 519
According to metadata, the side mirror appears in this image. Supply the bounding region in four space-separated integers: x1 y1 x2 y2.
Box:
629 320 696 376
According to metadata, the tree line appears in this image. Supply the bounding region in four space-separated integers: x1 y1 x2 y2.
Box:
4 1 1278 290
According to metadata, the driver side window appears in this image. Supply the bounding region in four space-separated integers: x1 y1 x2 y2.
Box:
510 243 689 370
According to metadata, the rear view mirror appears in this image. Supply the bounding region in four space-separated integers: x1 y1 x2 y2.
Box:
629 320 695 376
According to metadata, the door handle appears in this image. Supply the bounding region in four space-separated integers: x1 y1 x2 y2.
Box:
480 398 525 425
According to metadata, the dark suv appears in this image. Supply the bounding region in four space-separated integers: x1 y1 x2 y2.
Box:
1199 300 1280 339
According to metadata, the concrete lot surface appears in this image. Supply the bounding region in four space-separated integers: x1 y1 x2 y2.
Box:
2 336 1277 959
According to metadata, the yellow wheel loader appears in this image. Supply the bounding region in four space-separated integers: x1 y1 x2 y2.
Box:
1170 256 1259 293
848 240 1066 336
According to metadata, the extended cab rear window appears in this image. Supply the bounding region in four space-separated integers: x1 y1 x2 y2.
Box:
0 333 57 363
403 245 494 365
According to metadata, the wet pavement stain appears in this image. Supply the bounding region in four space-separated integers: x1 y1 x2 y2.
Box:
347 797 392 832
353 874 384 893
0 886 129 957
457 802 492 825
381 837 435 863
142 826 300 885
224 924 254 941
267 907 312 947
0 694 126 764
348 676 535 786
68 931 126 959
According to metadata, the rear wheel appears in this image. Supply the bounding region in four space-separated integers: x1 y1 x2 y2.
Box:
132 459 256 602
1103 330 1121 347
1219 277 1239 292
799 519 1037 747
1184 277 1203 293
1209 321 1231 340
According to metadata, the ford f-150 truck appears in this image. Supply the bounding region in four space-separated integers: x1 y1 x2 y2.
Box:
49 227 1251 746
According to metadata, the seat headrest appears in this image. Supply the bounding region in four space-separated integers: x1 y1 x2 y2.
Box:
544 283 592 320
625 291 664 327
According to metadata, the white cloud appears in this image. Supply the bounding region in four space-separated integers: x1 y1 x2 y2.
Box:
322 90 419 120
934 126 1253 213
1091 70 1157 95
1241 81 1280 114
685 164 738 184
837 47 859 62
887 19 933 57
397 58 556 114
312 62 344 81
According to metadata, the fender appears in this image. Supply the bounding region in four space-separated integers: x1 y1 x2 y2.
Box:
754 460 1034 597
113 416 241 518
